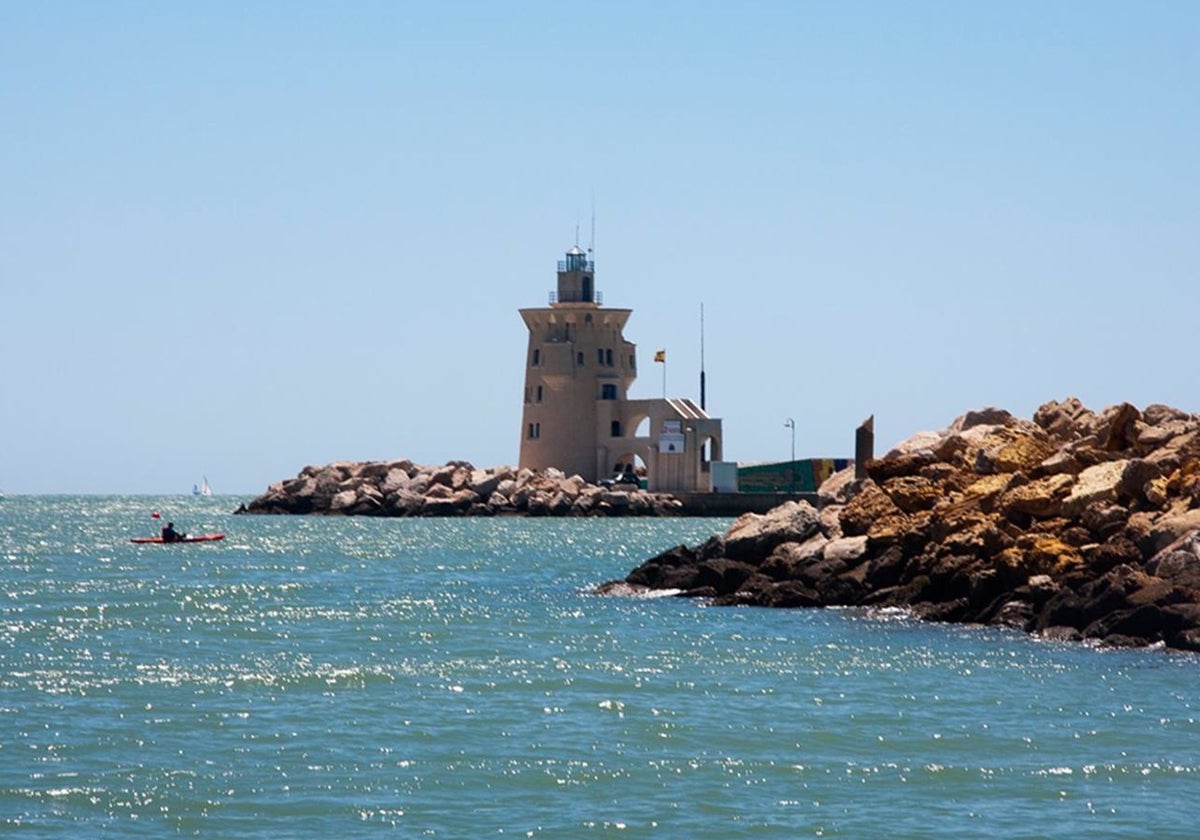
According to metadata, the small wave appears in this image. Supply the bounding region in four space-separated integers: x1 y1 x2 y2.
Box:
1033 766 1075 776
864 606 917 622
634 588 682 599
592 581 682 599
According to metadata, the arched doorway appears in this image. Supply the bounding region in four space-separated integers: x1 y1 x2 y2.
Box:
700 434 723 464
608 451 647 486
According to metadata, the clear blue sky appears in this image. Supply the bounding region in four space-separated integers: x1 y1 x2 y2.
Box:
2 1 1196 494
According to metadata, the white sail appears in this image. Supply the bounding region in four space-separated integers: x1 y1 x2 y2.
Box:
200 476 213 496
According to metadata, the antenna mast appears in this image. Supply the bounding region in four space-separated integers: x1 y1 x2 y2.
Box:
700 302 706 411
589 191 596 259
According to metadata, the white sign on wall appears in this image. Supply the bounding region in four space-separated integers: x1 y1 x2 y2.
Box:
659 436 685 453
660 418 685 453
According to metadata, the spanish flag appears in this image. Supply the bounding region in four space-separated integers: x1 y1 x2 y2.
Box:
653 349 666 363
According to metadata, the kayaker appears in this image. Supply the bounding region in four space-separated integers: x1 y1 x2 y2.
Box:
161 522 186 542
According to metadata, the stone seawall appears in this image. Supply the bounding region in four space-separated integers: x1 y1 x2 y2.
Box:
601 398 1200 652
237 463 827 518
236 461 685 517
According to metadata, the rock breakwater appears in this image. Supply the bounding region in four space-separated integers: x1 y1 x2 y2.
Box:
236 460 682 517
601 399 1200 651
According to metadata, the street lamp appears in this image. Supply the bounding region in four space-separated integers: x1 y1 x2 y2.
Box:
784 418 796 493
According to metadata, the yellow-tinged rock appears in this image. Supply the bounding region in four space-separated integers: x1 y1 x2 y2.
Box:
994 535 1083 580
995 547 1026 576
997 474 1075 518
840 483 901 537
963 473 1013 505
1020 534 1083 575
936 511 999 555
988 430 1057 474
1181 459 1200 502
882 475 942 512
1145 476 1171 508
866 512 913 546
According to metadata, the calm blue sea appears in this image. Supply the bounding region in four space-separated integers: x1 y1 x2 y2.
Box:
2 496 1198 838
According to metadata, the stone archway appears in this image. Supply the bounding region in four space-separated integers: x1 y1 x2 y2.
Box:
610 451 648 484
700 433 723 464
632 415 651 440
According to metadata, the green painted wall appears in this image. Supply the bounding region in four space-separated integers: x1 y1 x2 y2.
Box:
737 458 850 493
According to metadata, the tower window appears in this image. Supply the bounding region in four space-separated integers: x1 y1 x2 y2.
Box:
532 349 540 366
597 349 604 365
536 385 543 402
585 314 593 324
577 351 584 366
606 349 613 366
527 422 541 439
601 384 617 400
611 421 622 437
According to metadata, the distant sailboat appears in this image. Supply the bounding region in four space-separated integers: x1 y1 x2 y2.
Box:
193 476 213 497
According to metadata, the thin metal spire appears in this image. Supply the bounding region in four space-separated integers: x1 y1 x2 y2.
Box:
700 302 707 411
589 191 596 258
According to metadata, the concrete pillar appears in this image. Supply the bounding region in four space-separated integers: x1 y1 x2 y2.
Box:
855 415 874 480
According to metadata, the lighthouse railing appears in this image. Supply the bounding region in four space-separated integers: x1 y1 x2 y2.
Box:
548 290 603 305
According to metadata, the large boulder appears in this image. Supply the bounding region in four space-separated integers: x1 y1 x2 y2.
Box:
469 468 512 500
381 468 411 494
723 501 823 562
1145 531 1200 592
839 483 901 537
1033 397 1094 443
1146 510 1200 555
996 474 1074 519
1062 460 1128 516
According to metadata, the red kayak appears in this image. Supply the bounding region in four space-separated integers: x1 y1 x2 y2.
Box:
131 533 226 544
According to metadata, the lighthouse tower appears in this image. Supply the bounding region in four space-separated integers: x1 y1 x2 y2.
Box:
517 243 725 492
518 246 636 481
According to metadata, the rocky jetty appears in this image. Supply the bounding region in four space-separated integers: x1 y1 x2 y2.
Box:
236 460 682 517
602 399 1200 651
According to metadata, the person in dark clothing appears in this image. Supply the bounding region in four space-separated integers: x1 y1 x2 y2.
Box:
161 522 185 542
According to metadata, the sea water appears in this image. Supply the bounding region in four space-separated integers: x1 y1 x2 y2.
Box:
2 496 1198 838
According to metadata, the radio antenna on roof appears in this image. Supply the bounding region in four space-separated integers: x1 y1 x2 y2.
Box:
700 302 707 411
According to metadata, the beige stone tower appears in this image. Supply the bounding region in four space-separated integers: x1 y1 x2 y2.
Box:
519 246 635 480
518 245 725 492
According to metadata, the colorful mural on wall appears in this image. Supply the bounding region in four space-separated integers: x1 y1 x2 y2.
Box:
736 458 851 493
